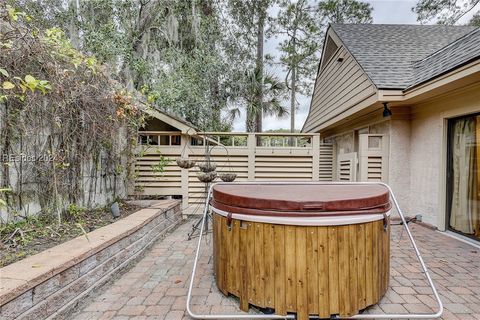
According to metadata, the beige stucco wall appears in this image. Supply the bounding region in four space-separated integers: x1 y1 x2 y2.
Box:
409 111 441 226
333 131 354 155
388 119 411 215
324 82 480 228
409 83 480 228
369 121 390 135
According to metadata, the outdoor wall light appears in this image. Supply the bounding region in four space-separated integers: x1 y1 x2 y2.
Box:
383 102 392 117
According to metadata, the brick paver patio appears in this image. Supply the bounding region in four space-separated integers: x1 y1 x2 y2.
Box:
72 218 480 320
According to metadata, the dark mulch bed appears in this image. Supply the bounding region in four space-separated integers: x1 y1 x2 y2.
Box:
0 201 140 268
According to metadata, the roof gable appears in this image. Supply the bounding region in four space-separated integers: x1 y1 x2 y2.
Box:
141 106 198 134
331 24 477 89
303 27 377 133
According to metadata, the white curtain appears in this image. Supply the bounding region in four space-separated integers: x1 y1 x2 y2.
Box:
450 117 479 235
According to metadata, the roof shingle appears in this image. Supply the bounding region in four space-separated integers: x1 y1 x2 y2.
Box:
410 28 480 88
331 24 478 89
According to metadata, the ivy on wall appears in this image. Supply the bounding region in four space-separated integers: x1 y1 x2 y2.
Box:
0 4 145 222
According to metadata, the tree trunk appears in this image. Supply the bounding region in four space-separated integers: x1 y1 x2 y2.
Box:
290 56 296 133
254 7 265 133
289 27 297 146
289 65 296 146
204 0 221 131
211 78 222 130
68 0 80 49
130 0 161 89
246 112 256 132
1 103 11 190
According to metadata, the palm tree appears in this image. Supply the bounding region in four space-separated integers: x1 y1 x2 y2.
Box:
230 68 288 132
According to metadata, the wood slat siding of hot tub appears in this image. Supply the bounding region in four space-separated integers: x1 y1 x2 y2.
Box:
213 215 390 319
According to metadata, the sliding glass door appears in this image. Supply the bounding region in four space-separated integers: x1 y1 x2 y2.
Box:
447 114 480 241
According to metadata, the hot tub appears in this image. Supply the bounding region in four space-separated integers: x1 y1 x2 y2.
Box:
211 184 391 320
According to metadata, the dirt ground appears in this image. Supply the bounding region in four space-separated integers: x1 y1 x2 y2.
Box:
0 201 140 267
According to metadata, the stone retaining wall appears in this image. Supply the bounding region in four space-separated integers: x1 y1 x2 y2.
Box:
0 200 182 320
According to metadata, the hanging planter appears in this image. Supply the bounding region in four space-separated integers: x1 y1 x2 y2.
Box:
176 157 196 169
197 171 217 183
198 162 217 173
176 132 196 169
219 173 237 182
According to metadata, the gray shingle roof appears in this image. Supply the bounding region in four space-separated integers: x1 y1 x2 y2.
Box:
410 28 480 88
331 24 478 89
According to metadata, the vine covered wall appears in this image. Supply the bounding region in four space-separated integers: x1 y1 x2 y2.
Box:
0 5 144 222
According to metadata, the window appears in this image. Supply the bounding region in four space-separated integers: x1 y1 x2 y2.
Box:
191 137 204 146
447 114 480 241
171 135 181 145
138 134 181 146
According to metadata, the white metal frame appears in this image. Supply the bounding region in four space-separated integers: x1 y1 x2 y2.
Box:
186 182 443 319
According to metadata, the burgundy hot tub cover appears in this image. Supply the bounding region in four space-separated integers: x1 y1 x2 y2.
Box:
210 184 391 217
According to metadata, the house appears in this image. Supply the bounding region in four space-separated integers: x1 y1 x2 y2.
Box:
303 24 480 242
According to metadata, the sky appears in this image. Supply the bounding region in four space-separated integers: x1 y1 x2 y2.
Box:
231 0 476 132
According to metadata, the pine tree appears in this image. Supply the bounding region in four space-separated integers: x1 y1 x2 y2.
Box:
413 0 480 24
276 0 321 134
276 0 372 136
228 0 278 132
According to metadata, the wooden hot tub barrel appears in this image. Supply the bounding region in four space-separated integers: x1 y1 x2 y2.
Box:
210 184 391 320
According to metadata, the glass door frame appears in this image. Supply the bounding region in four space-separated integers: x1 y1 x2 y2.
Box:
445 112 480 242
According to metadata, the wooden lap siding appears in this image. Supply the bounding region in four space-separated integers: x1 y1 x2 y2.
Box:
303 45 376 133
